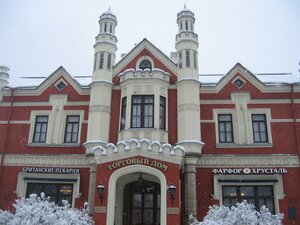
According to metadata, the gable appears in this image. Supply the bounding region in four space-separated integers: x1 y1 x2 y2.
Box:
200 63 291 96
113 39 177 84
12 66 90 97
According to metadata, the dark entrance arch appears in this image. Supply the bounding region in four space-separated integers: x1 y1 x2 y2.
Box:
123 177 161 225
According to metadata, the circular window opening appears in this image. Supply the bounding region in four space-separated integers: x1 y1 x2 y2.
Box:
139 59 152 70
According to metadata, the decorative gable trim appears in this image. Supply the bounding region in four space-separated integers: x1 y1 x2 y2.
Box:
10 66 90 96
113 39 177 76
200 63 291 93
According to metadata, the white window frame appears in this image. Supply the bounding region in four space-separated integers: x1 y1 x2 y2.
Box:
28 111 51 144
214 108 272 147
214 109 237 145
59 110 84 144
16 172 81 208
213 174 285 214
248 109 272 145
28 110 84 145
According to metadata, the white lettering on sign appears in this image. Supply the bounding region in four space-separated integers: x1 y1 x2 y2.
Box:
212 168 287 175
22 167 80 174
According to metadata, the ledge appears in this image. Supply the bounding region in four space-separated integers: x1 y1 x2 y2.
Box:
27 143 81 148
216 143 273 148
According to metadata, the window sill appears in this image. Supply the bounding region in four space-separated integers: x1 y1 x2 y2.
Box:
27 143 81 148
216 143 273 148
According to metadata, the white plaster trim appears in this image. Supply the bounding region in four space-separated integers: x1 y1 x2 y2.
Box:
135 56 155 70
197 154 299 167
200 120 214 123
16 172 81 208
271 119 294 123
200 99 294 105
3 154 89 167
212 174 284 213
106 165 167 225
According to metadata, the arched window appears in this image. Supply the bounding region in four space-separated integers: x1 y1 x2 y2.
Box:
139 59 152 70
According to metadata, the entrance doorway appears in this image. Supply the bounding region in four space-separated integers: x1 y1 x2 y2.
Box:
123 175 161 225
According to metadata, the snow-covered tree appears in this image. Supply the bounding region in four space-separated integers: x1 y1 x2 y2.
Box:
190 201 283 225
0 193 94 225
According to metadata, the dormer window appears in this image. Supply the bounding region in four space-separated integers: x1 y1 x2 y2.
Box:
139 59 152 70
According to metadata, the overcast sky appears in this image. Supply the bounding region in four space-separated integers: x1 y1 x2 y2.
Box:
0 0 300 86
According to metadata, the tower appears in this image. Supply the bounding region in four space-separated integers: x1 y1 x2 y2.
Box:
84 7 117 214
0 66 9 101
87 7 118 145
175 5 203 219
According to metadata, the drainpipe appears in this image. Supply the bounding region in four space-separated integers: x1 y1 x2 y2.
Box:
0 87 14 180
290 83 300 157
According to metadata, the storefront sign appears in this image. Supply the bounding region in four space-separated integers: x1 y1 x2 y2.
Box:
22 167 80 174
212 167 287 175
107 157 168 171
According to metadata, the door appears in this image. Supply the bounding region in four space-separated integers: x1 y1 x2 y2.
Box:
123 179 160 225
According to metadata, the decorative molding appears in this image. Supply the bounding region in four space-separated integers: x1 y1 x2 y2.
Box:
3 154 89 167
178 103 199 112
84 139 185 165
198 154 299 167
95 206 106 213
167 207 180 214
89 105 111 113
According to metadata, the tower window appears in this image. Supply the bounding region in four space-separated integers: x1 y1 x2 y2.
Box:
107 54 112 70
185 21 188 31
99 53 104 69
193 51 197 69
178 52 182 69
186 50 190 67
109 24 112 34
139 59 152 70
180 22 183 31
104 23 107 32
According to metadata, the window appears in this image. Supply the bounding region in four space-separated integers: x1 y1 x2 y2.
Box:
193 51 197 69
107 54 112 70
185 21 188 31
218 114 233 143
180 22 183 31
252 114 268 143
26 183 73 206
64 115 80 143
222 185 275 214
120 97 127 130
159 96 166 130
104 23 107 32
109 24 112 33
139 59 152 70
131 95 154 128
99 53 104 69
186 50 190 67
178 52 182 69
93 53 98 71
33 116 48 143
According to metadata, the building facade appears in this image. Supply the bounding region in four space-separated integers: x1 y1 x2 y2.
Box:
0 6 300 225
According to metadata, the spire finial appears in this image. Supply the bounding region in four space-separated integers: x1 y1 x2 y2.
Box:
184 4 187 9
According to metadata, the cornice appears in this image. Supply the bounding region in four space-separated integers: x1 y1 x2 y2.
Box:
198 154 299 167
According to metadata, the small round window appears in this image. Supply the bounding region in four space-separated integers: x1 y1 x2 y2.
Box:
139 59 152 70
